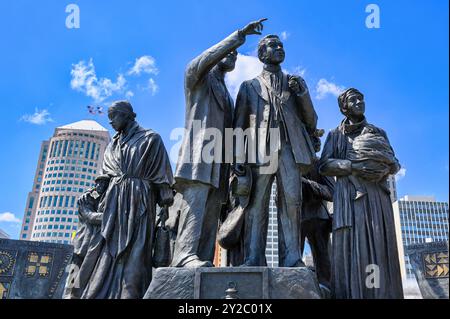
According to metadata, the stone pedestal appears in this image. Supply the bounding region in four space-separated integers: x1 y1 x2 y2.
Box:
405 241 449 299
144 267 322 299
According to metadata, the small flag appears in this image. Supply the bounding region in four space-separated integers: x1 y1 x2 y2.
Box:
97 106 104 115
87 105 105 116
87 105 96 114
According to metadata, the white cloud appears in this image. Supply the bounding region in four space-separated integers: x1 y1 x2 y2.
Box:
395 168 407 182
20 108 53 125
225 53 263 100
280 31 290 41
125 91 134 99
315 78 345 100
147 78 159 96
287 66 307 78
70 59 126 103
0 212 21 223
128 55 158 76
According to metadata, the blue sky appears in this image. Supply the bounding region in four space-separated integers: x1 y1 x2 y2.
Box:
0 0 448 238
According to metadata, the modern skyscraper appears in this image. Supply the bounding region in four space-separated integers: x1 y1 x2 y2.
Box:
387 175 398 203
265 181 279 267
19 120 110 244
213 242 226 267
393 195 449 279
19 140 50 240
0 228 9 239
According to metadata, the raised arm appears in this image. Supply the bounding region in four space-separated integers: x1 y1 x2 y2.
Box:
185 19 268 89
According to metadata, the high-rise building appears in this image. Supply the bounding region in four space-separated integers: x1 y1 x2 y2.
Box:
213 242 227 267
393 195 449 279
19 120 110 244
19 140 50 240
0 228 9 239
387 175 398 203
265 181 279 267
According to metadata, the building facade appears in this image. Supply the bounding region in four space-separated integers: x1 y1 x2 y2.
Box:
19 120 110 244
393 195 449 279
0 229 9 239
387 175 398 203
265 181 279 267
19 141 50 240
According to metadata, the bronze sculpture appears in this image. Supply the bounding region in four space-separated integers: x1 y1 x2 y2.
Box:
63 175 110 299
300 134 334 291
171 19 267 268
67 101 174 299
319 88 404 299
233 34 318 267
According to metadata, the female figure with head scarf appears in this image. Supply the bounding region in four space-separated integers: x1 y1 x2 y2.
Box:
78 101 174 299
319 88 403 299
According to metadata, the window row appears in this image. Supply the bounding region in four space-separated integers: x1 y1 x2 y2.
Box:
34 223 77 230
33 232 73 239
48 139 101 160
41 186 87 193
39 195 78 209
35 216 78 224
56 131 107 142
37 209 78 216
46 164 97 173
43 178 93 186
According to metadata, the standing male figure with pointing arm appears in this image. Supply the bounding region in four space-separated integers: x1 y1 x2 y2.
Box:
171 19 267 268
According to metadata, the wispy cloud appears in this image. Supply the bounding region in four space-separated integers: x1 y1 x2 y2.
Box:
125 90 134 99
147 78 159 96
70 58 126 103
0 212 21 223
128 55 158 76
286 66 307 78
395 167 407 182
280 31 290 41
20 108 53 125
315 78 345 100
225 53 263 100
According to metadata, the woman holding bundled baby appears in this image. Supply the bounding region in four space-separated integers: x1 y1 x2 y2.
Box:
319 88 404 299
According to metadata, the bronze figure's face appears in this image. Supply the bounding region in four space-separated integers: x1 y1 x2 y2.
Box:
341 92 366 119
108 109 130 132
95 179 109 195
218 50 238 72
259 36 285 65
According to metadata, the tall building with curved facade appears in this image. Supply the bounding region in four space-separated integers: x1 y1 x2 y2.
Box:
19 120 110 244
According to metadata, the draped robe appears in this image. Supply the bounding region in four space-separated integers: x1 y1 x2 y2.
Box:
319 118 403 299
81 122 173 299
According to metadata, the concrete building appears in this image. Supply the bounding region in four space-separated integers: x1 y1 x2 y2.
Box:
393 195 449 279
387 175 398 203
19 120 110 244
19 140 50 240
265 181 279 267
0 229 9 239
213 242 228 267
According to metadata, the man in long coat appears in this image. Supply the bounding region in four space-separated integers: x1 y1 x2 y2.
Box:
171 19 267 267
233 34 318 267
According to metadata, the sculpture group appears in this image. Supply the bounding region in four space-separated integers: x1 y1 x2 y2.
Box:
64 19 404 299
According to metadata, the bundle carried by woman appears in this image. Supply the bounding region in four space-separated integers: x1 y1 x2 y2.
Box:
348 126 396 182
